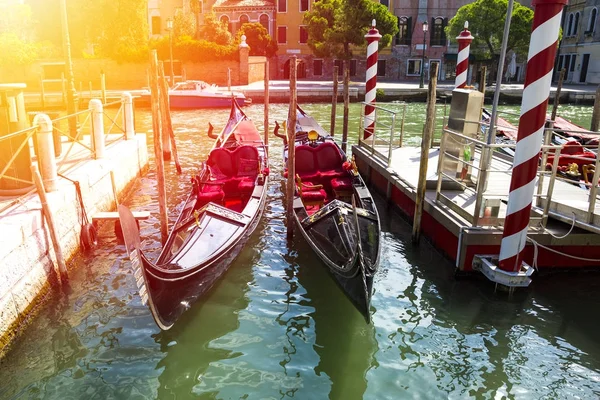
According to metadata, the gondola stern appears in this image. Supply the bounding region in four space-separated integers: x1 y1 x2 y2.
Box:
118 205 174 331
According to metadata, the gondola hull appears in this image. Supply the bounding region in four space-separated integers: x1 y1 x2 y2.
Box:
119 98 268 330
283 105 381 323
126 197 266 329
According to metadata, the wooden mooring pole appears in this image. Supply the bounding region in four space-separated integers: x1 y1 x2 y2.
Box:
342 63 350 153
31 164 68 284
412 62 439 244
551 68 566 122
149 50 169 244
158 62 173 162
286 56 298 240
264 60 270 153
591 84 600 131
330 65 338 136
479 66 487 95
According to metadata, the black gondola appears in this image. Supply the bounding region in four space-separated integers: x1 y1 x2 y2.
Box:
118 99 268 330
279 105 381 323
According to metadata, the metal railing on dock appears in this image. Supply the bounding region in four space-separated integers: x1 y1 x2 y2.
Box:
356 103 600 234
0 94 136 215
356 102 448 167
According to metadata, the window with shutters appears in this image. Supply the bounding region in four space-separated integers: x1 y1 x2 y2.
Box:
299 26 308 44
278 0 287 13
396 16 411 45
278 26 287 44
300 0 309 12
350 59 357 76
313 59 323 76
430 17 447 46
239 14 249 27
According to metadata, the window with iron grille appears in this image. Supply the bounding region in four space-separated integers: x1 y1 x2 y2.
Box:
430 17 447 47
396 16 411 45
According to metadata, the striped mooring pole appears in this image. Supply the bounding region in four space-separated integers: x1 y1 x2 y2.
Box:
498 0 567 272
455 21 473 89
363 19 381 140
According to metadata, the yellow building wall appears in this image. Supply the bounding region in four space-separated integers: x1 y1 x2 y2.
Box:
276 0 313 56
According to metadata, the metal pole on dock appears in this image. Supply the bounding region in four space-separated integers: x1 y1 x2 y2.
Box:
363 20 381 140
158 62 173 162
551 68 566 122
264 60 270 153
455 21 473 89
60 0 78 139
412 62 438 244
31 164 68 284
590 84 600 131
498 0 566 273
39 76 46 110
100 70 106 104
479 0 514 198
342 63 350 153
149 50 169 244
330 65 338 136
286 57 298 240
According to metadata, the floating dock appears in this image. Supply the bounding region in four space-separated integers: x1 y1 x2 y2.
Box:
352 105 600 276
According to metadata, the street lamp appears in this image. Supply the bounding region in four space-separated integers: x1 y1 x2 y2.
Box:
166 17 174 86
419 21 428 89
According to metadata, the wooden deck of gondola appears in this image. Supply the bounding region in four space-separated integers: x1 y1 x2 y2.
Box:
353 144 600 272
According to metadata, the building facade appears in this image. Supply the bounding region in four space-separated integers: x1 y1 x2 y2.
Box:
557 0 600 84
149 0 524 83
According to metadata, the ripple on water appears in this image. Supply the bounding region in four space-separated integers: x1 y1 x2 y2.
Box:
1 104 600 399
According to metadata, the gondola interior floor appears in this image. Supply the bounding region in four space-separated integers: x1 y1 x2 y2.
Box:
224 198 244 213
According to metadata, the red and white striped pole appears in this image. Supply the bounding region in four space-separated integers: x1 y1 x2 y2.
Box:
455 21 473 89
498 0 567 272
363 19 381 140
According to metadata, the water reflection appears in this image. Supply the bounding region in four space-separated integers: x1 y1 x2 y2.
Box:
292 236 378 400
1 104 600 399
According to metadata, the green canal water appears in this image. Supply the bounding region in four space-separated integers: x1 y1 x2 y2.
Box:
1 102 600 399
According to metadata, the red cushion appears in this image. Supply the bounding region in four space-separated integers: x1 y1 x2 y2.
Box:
562 140 583 155
320 169 347 180
201 183 224 193
238 178 255 192
331 177 353 191
301 189 326 202
207 148 235 177
232 145 259 172
197 190 224 206
314 142 343 171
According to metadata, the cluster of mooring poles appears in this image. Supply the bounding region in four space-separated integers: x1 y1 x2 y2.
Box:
355 0 567 290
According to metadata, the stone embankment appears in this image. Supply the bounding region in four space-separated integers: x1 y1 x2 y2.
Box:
0 96 148 357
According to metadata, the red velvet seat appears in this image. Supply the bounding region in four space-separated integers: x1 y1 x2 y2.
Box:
197 182 225 207
295 145 321 181
331 177 353 191
238 178 255 193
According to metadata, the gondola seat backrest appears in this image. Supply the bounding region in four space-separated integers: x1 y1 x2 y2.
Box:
314 142 343 171
295 145 319 179
207 145 260 180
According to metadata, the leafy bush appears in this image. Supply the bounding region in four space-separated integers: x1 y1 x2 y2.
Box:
149 36 238 63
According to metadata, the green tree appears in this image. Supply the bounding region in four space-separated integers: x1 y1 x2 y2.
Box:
236 22 278 57
199 12 232 46
0 1 52 67
446 0 533 58
174 9 196 38
189 0 202 39
303 0 398 61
